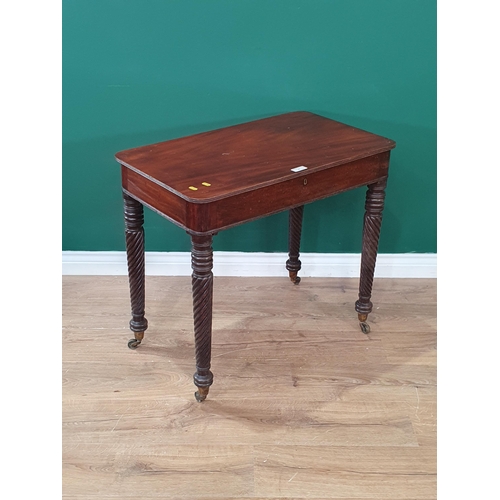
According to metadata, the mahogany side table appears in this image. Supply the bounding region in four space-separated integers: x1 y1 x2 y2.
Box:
115 111 396 402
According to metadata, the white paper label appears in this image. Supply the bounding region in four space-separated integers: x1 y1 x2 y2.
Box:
291 166 308 172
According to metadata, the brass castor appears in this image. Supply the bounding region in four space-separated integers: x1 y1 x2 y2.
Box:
289 271 301 285
128 331 144 349
359 322 371 334
128 339 141 349
194 386 210 402
357 313 370 334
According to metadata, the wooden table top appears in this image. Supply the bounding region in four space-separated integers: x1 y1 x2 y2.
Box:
115 111 395 203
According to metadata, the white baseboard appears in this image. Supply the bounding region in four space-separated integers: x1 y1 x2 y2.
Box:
62 251 436 278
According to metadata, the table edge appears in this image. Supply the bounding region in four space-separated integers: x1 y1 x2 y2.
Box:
116 145 395 205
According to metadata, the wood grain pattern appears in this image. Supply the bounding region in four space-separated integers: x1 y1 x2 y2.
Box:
208 153 388 233
254 446 435 499
117 112 394 234
121 150 389 235
115 112 395 203
63 276 436 499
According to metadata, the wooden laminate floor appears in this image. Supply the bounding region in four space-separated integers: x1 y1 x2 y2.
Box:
62 276 436 499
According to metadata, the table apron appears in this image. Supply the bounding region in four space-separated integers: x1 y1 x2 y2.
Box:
122 152 390 234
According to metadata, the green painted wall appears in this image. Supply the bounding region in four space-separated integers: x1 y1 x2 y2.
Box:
63 0 436 253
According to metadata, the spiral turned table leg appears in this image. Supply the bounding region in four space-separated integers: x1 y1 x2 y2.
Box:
191 234 214 401
123 193 148 348
355 179 387 334
286 205 304 284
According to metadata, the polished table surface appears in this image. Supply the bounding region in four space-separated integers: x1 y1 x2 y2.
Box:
116 111 395 234
116 111 396 401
